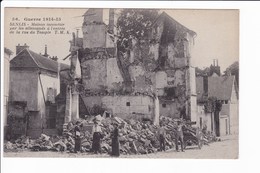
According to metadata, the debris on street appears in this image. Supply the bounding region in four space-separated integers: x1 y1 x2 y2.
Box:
4 116 217 155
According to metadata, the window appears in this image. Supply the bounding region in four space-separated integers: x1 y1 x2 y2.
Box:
162 103 166 108
126 102 130 106
47 87 57 103
224 100 228 104
200 117 202 129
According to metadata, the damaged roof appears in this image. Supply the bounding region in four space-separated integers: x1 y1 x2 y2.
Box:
151 12 197 37
10 48 69 73
196 75 237 101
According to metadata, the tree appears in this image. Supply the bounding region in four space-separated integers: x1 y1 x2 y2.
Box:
224 61 239 88
204 96 222 136
204 97 222 114
117 9 159 53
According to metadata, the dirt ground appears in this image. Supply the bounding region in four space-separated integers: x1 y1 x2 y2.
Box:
4 135 238 159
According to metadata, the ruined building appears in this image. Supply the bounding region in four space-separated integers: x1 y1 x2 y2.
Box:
148 12 197 121
72 9 197 122
77 9 156 121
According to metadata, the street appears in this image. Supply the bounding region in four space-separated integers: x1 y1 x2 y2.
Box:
4 135 238 159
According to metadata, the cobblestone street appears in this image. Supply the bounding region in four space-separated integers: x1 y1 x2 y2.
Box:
4 135 238 159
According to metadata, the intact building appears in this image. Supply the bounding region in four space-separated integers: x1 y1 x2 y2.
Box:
196 75 239 136
8 44 69 138
4 47 13 139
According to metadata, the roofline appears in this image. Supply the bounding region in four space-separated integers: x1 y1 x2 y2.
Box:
26 48 41 68
11 48 60 73
11 48 40 68
196 75 236 101
151 11 197 37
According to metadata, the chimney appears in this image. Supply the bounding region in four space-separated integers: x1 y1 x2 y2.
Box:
16 43 29 55
108 9 115 33
43 45 49 57
210 59 221 76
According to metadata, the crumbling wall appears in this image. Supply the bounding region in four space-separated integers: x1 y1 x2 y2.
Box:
155 71 167 96
128 65 153 93
146 16 196 120
106 32 115 48
149 43 159 61
81 59 107 91
81 95 155 120
106 58 124 90
83 9 104 24
82 24 106 48
159 101 178 118
78 10 197 121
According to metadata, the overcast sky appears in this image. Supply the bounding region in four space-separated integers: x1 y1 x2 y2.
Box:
4 8 238 71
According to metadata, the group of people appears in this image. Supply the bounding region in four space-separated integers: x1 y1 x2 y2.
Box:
158 120 185 152
73 118 187 156
73 119 120 157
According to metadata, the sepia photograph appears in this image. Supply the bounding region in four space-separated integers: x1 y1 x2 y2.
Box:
3 7 239 159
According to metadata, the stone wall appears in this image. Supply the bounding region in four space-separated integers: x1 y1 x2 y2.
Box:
81 58 107 91
106 58 124 90
81 95 155 120
82 24 107 48
9 70 39 111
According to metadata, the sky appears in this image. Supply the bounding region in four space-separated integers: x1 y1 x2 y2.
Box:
4 8 239 72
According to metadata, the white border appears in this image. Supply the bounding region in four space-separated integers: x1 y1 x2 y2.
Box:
1 1 260 173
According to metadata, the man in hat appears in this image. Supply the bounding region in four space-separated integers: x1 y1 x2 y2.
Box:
158 123 166 151
175 120 185 152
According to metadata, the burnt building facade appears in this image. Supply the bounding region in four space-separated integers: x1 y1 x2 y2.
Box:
74 9 197 122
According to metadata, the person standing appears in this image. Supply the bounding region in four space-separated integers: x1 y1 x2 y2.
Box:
92 121 102 154
74 121 81 153
111 123 120 157
158 124 166 151
196 127 203 149
175 121 184 152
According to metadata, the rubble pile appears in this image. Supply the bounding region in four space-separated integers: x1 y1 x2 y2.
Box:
4 116 216 154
